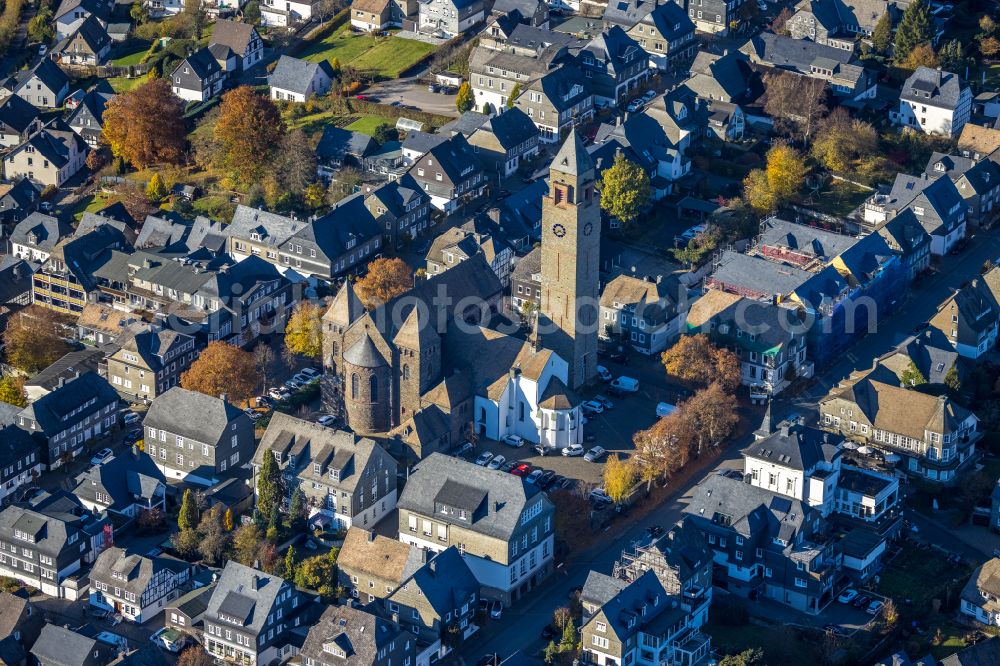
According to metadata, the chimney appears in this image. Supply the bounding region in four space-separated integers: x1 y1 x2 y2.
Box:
780 424 790 437
487 207 502 223
428 558 437 574
252 574 260 589
220 393 228 403
655 274 663 284
367 530 376 542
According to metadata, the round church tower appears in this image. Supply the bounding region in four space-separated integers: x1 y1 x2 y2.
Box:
343 332 392 433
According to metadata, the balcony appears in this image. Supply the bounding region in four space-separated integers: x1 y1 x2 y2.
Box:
667 628 712 666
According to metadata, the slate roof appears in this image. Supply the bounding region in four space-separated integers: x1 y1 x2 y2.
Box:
0 93 39 134
941 636 1000 666
269 55 334 96
527 62 591 113
709 250 813 297
742 422 841 471
90 547 188 597
112 327 191 373
54 0 109 21
18 372 117 435
317 126 376 162
686 50 751 102
758 217 857 261
924 151 976 179
792 0 894 35
206 561 287 635
173 47 221 84
886 172 965 233
552 130 594 176
0 503 84 557
685 472 810 541
24 348 104 393
402 130 448 156
398 452 548 540
743 31 866 87
493 0 544 18
55 15 111 55
581 570 628 609
583 570 671 644
439 111 490 137
479 107 539 151
300 605 408 666
390 546 478 617
30 624 102 666
225 205 306 247
0 176 41 211
143 387 248 444
10 212 66 253
73 451 165 512
901 67 966 110
19 58 70 94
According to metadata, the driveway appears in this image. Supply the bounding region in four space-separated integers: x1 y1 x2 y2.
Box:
365 77 459 117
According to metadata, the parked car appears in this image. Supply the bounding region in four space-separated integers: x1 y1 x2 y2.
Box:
533 444 550 456
610 376 639 393
584 446 606 462
589 488 612 504
537 470 555 487
511 463 531 477
526 469 544 484
501 434 525 448
866 600 885 616
626 98 643 112
38 45 47 56
487 455 506 470
490 600 502 620
594 394 614 409
124 429 142 444
90 448 113 466
268 387 290 401
656 402 676 418
150 627 187 653
122 412 141 426
452 441 475 457
562 443 584 457
300 367 322 379
317 415 337 427
475 452 494 466
597 365 612 382
837 589 858 604
255 396 271 409
581 400 604 414
852 594 871 609
293 372 313 385
501 460 518 472
285 379 302 390
641 90 656 103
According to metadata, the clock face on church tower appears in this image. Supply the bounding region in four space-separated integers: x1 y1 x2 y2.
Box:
551 223 567 238
583 222 593 236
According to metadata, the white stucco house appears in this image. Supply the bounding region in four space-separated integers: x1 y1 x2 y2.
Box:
893 67 972 137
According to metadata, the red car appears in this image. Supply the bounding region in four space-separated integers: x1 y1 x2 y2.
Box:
511 463 531 477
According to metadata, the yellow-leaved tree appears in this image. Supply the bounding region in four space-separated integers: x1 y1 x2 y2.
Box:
603 454 638 505
284 301 325 359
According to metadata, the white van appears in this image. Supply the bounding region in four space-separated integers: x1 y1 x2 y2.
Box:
610 376 639 393
656 402 676 418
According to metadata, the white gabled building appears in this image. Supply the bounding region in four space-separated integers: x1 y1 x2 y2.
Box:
894 66 972 137
261 0 318 26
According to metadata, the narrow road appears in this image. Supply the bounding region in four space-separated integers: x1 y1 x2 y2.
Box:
0 1 38 78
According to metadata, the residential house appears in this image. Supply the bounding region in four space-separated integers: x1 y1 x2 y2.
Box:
397 452 555 604
12 60 70 109
924 151 1000 228
105 327 198 402
683 50 753 103
32 223 128 315
30 624 117 666
874 209 933 281
316 125 376 177
209 19 263 71
361 173 432 250
510 246 541 312
497 0 547 26
603 0 696 72
66 86 114 146
406 134 487 213
71 450 166 518
686 290 811 398
957 123 1000 162
53 0 112 40
336 527 423 604
53 15 112 66
203 561 313 666
599 274 684 355
864 172 968 255
261 0 321 26
0 495 112 598
468 107 540 178
253 413 400 530
787 0 901 51
14 372 119 470
684 472 837 614
893 66 972 137
74 303 141 346
418 0 485 37
961 558 1000 627
819 377 979 482
741 32 876 101
269 55 335 103
225 197 383 279
9 212 67 263
350 0 418 31
0 95 41 148
0 426 42 505
513 63 595 142
300 605 415 666
0 258 33 333
424 224 514 286
702 97 745 141
927 269 1000 360
142 387 255 485
0 591 41 661
170 48 226 102
88 547 191 623
579 570 712 666
4 122 88 188
165 584 215 643
384 547 479 666
401 131 447 166
577 27 649 108
0 178 41 224
686 0 745 35
22 348 104 402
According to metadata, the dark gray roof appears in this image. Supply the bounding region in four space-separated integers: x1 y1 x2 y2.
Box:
402 130 448 155
742 422 842 471
300 605 408 666
90 547 188 597
56 15 111 56
24 348 104 392
31 624 101 666
172 47 221 84
268 55 334 96
709 250 812 297
210 18 258 56
19 58 69 95
479 107 538 151
0 93 38 134
551 130 594 176
439 111 490 137
901 66 966 110
398 452 549 540
941 637 1000 666
207 562 289 634
343 333 388 368
392 546 478 615
18 372 118 435
73 451 165 512
684 472 810 540
10 212 66 252
581 570 628 608
583 570 669 643
143 387 249 444
224 205 304 247
316 125 376 162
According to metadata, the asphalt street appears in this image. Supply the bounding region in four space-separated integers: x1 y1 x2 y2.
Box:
457 228 1000 664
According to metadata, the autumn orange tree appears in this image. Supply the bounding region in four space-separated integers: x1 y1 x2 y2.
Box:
213 86 286 190
102 78 186 168
682 383 740 456
180 341 260 405
2 305 71 373
633 409 693 488
284 301 325 358
660 333 740 391
354 258 413 309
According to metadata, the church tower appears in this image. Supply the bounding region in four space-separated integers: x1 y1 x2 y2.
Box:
539 131 600 390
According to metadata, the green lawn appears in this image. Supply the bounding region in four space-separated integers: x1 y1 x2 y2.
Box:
810 179 872 218
704 619 826 664
71 193 117 221
297 25 435 79
111 42 151 67
107 76 146 93
878 544 971 609
285 109 340 133
346 115 394 135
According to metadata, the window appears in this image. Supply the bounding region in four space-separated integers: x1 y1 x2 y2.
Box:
592 636 609 649
351 373 359 400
